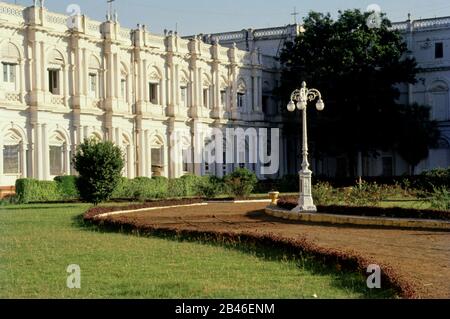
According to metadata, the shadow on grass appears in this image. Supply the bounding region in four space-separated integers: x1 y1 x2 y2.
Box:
71 213 396 299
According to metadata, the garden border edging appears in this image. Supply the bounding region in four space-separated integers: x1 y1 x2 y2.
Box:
265 206 450 231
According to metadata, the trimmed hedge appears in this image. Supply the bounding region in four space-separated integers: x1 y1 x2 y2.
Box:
15 179 64 204
54 176 79 200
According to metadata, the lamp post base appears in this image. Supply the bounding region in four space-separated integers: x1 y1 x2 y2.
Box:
291 169 317 213
291 204 317 213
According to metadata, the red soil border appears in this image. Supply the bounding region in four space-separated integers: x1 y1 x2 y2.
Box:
83 201 417 299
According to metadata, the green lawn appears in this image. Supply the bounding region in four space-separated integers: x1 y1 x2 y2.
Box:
0 204 394 299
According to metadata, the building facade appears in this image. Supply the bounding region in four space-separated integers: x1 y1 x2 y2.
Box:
201 16 450 178
0 2 293 188
0 1 449 189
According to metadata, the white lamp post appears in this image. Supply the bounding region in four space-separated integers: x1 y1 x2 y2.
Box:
287 81 325 213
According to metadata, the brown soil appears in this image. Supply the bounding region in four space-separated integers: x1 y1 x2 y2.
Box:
104 202 450 299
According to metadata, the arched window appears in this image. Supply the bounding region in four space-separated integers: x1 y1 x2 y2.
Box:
148 67 162 105
150 135 164 176
2 129 24 175
48 49 65 96
49 131 68 176
180 71 190 108
204 137 213 174
429 80 449 121
202 74 212 108
1 42 20 93
88 55 101 99
237 79 247 109
120 63 129 103
220 76 229 109
181 136 192 174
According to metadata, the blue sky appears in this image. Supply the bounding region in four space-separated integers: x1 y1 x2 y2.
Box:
8 0 450 35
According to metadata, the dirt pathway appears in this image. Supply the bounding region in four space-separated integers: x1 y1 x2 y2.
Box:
119 202 450 299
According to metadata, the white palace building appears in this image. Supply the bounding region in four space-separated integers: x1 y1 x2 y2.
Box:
0 1 449 190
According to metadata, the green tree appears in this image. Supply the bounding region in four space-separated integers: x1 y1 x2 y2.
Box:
72 138 124 205
278 10 439 176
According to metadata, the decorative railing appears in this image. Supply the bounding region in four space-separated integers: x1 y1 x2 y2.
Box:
119 28 131 41
391 16 450 32
212 31 245 42
0 3 24 18
51 96 64 105
390 22 408 31
254 26 288 38
5 93 21 102
46 12 69 26
413 16 450 30
87 20 102 34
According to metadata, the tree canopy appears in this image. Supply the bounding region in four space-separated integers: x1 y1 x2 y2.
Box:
278 10 440 175
72 138 124 205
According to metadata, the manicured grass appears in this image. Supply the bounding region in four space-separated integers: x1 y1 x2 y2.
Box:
0 204 394 299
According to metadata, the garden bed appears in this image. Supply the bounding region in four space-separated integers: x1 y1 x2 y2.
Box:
277 197 450 221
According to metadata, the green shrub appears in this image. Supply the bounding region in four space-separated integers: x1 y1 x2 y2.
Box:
54 176 79 200
180 174 204 197
15 179 63 204
126 177 168 201
151 177 169 199
224 168 258 199
72 138 125 205
340 181 388 207
312 182 335 206
427 187 450 211
414 168 450 192
111 177 132 199
168 178 187 198
197 175 224 199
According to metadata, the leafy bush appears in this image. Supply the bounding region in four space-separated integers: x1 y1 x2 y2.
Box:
54 176 79 200
197 175 224 199
168 178 187 198
427 187 450 211
413 168 450 192
179 174 204 197
72 138 124 205
339 181 389 207
224 168 258 199
111 177 132 199
126 177 168 201
312 182 335 206
151 177 169 199
15 179 63 204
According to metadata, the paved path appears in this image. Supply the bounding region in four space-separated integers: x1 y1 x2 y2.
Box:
120 202 450 298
